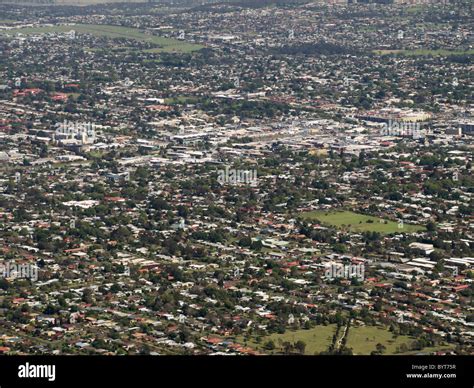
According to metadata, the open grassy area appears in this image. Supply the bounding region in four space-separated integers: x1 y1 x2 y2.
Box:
1 24 203 53
373 49 474 56
405 5 423 13
164 96 200 105
359 25 378 32
237 325 336 355
346 325 455 355
238 324 452 355
346 325 413 355
300 210 424 234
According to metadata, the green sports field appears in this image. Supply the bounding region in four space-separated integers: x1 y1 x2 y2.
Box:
300 210 425 234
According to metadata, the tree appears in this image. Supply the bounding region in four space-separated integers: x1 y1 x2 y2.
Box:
282 341 293 354
399 343 409 353
294 340 306 355
263 340 275 351
238 236 252 247
0 278 9 290
82 288 94 304
375 343 386 354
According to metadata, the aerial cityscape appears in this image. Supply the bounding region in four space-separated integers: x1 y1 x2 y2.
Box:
0 0 472 371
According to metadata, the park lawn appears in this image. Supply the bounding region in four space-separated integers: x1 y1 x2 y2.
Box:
346 325 414 355
1 24 203 53
144 59 162 64
373 49 474 56
359 25 377 32
406 5 423 13
144 43 204 54
236 324 429 355
86 150 106 158
300 210 425 234
164 96 200 105
237 325 337 355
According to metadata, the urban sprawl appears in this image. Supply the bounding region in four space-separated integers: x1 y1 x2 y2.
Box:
0 0 472 356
